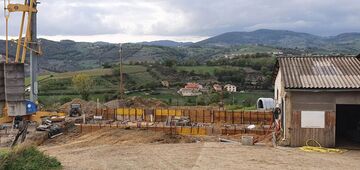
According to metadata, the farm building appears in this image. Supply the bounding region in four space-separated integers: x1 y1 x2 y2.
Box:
185 82 203 90
213 84 222 92
224 84 237 92
177 88 202 96
273 56 360 147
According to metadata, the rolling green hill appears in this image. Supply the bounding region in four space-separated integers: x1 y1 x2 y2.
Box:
195 29 360 54
1 29 359 73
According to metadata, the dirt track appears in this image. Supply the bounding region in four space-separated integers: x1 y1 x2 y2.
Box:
41 129 360 170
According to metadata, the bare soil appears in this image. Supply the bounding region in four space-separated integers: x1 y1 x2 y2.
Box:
40 129 360 170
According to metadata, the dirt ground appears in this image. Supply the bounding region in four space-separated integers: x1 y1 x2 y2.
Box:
40 129 360 170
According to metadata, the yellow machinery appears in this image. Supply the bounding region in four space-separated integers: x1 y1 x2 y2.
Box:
4 0 42 63
0 0 62 124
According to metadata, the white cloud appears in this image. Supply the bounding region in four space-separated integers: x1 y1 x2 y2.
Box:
1 0 360 42
38 34 207 43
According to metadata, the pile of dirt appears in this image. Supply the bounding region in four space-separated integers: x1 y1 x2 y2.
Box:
58 98 101 115
151 133 198 144
103 99 126 108
104 96 167 109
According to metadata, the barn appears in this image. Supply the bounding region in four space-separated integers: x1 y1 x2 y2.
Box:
273 56 360 147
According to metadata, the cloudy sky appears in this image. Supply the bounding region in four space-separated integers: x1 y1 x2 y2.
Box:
2 0 360 43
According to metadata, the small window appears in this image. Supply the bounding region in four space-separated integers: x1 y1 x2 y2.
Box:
301 111 325 128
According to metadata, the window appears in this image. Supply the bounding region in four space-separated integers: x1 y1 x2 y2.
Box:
301 111 325 128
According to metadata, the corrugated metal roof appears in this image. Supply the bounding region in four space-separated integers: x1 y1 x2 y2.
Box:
277 56 360 89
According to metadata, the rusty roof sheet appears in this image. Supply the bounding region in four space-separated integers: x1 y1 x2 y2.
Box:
276 56 360 89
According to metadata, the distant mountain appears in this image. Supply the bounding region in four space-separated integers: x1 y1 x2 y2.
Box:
0 29 359 72
195 29 360 54
139 40 193 47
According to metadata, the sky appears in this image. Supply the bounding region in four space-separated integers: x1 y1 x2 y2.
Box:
1 0 360 43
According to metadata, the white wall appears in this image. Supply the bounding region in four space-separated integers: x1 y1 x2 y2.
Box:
274 70 284 107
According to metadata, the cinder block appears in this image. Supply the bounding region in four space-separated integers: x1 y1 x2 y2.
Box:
241 136 254 145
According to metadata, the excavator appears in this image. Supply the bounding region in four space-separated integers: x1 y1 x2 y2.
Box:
1 0 64 126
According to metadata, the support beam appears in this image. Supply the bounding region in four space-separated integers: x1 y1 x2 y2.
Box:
29 0 38 103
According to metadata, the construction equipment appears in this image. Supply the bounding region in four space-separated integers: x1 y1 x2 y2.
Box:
4 0 41 102
69 104 82 117
0 0 46 125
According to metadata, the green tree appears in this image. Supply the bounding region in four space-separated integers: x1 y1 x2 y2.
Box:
163 58 177 67
72 74 93 100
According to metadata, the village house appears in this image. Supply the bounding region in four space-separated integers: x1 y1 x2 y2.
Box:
273 56 360 147
178 83 203 96
224 84 237 92
161 80 169 88
177 88 202 96
213 84 222 92
185 82 203 90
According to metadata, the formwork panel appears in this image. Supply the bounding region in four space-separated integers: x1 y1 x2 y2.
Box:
204 110 212 123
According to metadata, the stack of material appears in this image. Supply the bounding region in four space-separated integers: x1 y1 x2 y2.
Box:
36 116 74 138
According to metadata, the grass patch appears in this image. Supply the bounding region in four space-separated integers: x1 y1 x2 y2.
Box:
175 65 240 75
0 146 61 170
26 65 147 84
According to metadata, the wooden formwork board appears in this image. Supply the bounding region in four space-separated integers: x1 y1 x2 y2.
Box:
98 107 273 125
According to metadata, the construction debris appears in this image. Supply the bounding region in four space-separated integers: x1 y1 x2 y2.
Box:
219 138 239 143
241 136 254 145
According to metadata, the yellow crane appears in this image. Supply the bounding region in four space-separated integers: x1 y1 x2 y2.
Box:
4 0 42 63
1 0 64 124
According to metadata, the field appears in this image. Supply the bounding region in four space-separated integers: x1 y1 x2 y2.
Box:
40 128 360 170
32 64 271 109
176 65 241 75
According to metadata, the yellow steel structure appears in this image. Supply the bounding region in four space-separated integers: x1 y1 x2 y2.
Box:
1 0 47 124
4 0 39 64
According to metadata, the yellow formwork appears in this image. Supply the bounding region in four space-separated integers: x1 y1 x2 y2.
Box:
155 109 162 116
155 109 182 116
168 109 176 116
176 127 207 135
117 108 144 116
175 110 182 116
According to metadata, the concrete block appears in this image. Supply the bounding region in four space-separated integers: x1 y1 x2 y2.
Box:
241 136 254 145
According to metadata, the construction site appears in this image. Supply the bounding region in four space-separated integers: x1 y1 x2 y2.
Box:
0 0 360 169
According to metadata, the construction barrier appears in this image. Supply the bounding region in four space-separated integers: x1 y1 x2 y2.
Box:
95 107 273 125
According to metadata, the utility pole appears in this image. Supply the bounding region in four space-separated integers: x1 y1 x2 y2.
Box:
30 0 38 103
119 44 124 100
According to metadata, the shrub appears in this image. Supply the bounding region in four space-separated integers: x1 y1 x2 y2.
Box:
0 146 62 170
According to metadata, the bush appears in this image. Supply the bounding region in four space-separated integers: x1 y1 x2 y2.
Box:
0 146 62 170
